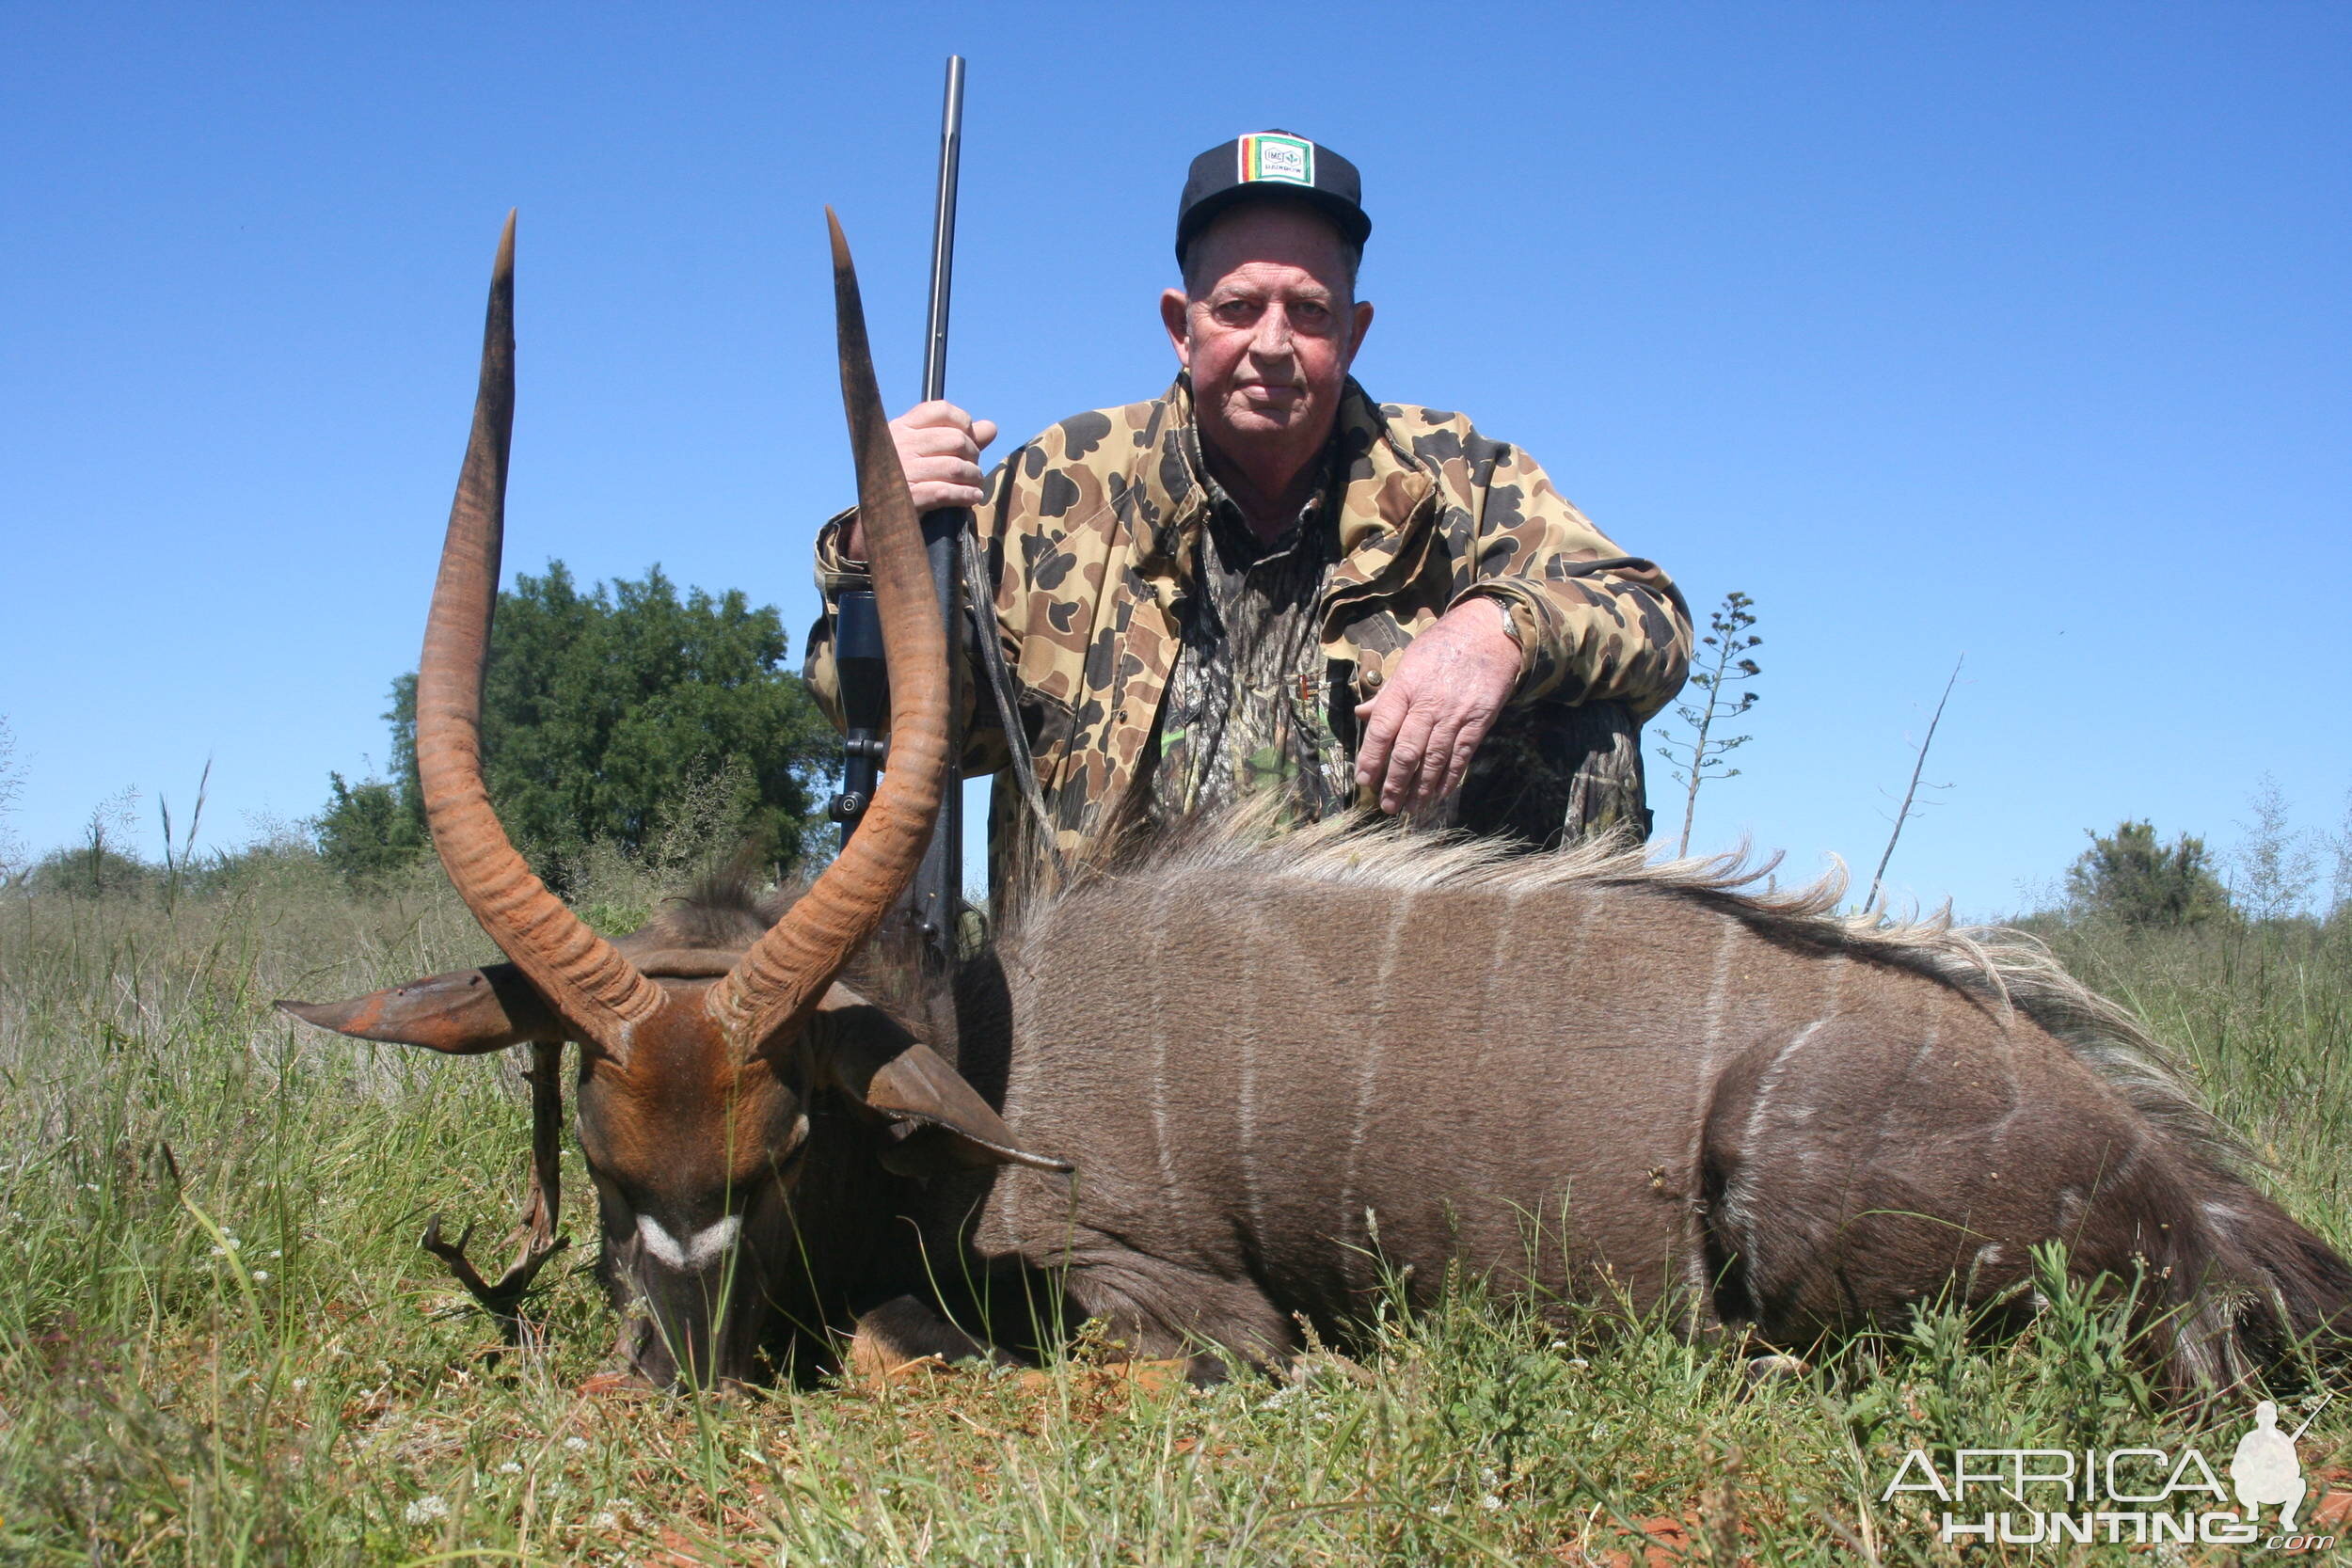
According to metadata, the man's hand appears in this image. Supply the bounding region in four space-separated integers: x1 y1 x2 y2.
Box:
1354 598 1523 815
843 402 999 561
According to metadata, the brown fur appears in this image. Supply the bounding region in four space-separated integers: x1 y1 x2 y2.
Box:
929 810 2351 1388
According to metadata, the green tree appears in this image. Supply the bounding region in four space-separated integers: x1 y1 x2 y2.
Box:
315 772 425 881
334 562 837 880
2066 819 2229 928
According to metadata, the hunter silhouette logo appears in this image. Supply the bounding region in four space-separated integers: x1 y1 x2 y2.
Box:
1880 1392 2337 1549
2231 1394 2328 1533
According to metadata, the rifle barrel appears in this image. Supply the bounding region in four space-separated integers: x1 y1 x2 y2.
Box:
922 56 964 404
2285 1388 2334 1444
910 55 967 953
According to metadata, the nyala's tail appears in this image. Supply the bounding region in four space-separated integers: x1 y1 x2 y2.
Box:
2156 1173 2352 1390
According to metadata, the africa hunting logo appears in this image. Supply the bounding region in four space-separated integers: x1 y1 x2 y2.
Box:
1878 1394 2335 1549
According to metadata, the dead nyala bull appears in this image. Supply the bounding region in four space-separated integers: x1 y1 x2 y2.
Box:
285 216 2352 1396
280 211 1064 1386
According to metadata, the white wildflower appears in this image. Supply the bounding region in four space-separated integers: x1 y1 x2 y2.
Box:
564 1435 588 1451
1480 1494 1504 1512
498 1461 523 1475
251 1270 270 1283
403 1496 448 1525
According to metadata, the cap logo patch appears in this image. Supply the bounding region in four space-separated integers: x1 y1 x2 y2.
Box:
1238 133 1314 187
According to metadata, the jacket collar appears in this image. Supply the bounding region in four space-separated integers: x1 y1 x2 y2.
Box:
1132 374 1438 598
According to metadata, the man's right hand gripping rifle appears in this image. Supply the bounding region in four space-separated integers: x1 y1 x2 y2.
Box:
837 402 998 563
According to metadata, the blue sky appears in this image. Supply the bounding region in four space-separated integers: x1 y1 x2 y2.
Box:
4 2 2346 917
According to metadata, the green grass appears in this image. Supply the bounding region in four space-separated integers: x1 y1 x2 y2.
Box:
1 863 2345 1565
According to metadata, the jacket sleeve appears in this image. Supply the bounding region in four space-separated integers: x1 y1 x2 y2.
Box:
801 451 1036 778
1444 436 1692 724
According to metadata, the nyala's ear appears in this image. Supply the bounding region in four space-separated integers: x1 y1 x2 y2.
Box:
276 963 564 1053
812 985 1072 1174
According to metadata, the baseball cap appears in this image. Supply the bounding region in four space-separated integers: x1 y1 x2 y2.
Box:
1175 130 1371 264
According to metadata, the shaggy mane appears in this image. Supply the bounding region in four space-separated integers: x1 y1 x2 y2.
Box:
1003 806 2249 1180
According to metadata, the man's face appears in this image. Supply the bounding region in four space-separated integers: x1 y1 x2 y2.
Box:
1162 204 1374 465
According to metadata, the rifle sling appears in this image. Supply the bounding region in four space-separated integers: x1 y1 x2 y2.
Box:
958 529 1060 873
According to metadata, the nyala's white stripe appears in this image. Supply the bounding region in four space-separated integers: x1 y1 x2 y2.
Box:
636 1212 741 1270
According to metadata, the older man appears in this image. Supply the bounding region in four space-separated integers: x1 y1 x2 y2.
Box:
807 131 1691 880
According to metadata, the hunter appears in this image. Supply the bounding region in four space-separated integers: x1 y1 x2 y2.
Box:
805 130 1692 882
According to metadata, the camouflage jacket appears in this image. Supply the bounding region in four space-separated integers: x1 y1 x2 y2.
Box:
805 375 1692 870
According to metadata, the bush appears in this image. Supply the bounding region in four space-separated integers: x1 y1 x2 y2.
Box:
2065 819 2229 928
22 842 153 897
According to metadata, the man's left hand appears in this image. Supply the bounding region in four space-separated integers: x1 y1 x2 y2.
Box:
1354 598 1523 815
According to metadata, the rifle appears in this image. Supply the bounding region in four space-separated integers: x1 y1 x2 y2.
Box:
829 55 967 967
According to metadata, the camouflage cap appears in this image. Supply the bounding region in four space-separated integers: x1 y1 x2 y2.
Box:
1176 130 1371 264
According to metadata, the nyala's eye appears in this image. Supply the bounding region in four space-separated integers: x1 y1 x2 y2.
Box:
771 1113 815 1178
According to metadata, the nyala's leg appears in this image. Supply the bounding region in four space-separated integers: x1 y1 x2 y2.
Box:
846 1293 1008 1380
1057 1253 1299 1386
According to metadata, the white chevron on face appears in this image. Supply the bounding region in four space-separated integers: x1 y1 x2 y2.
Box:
636 1212 742 1271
